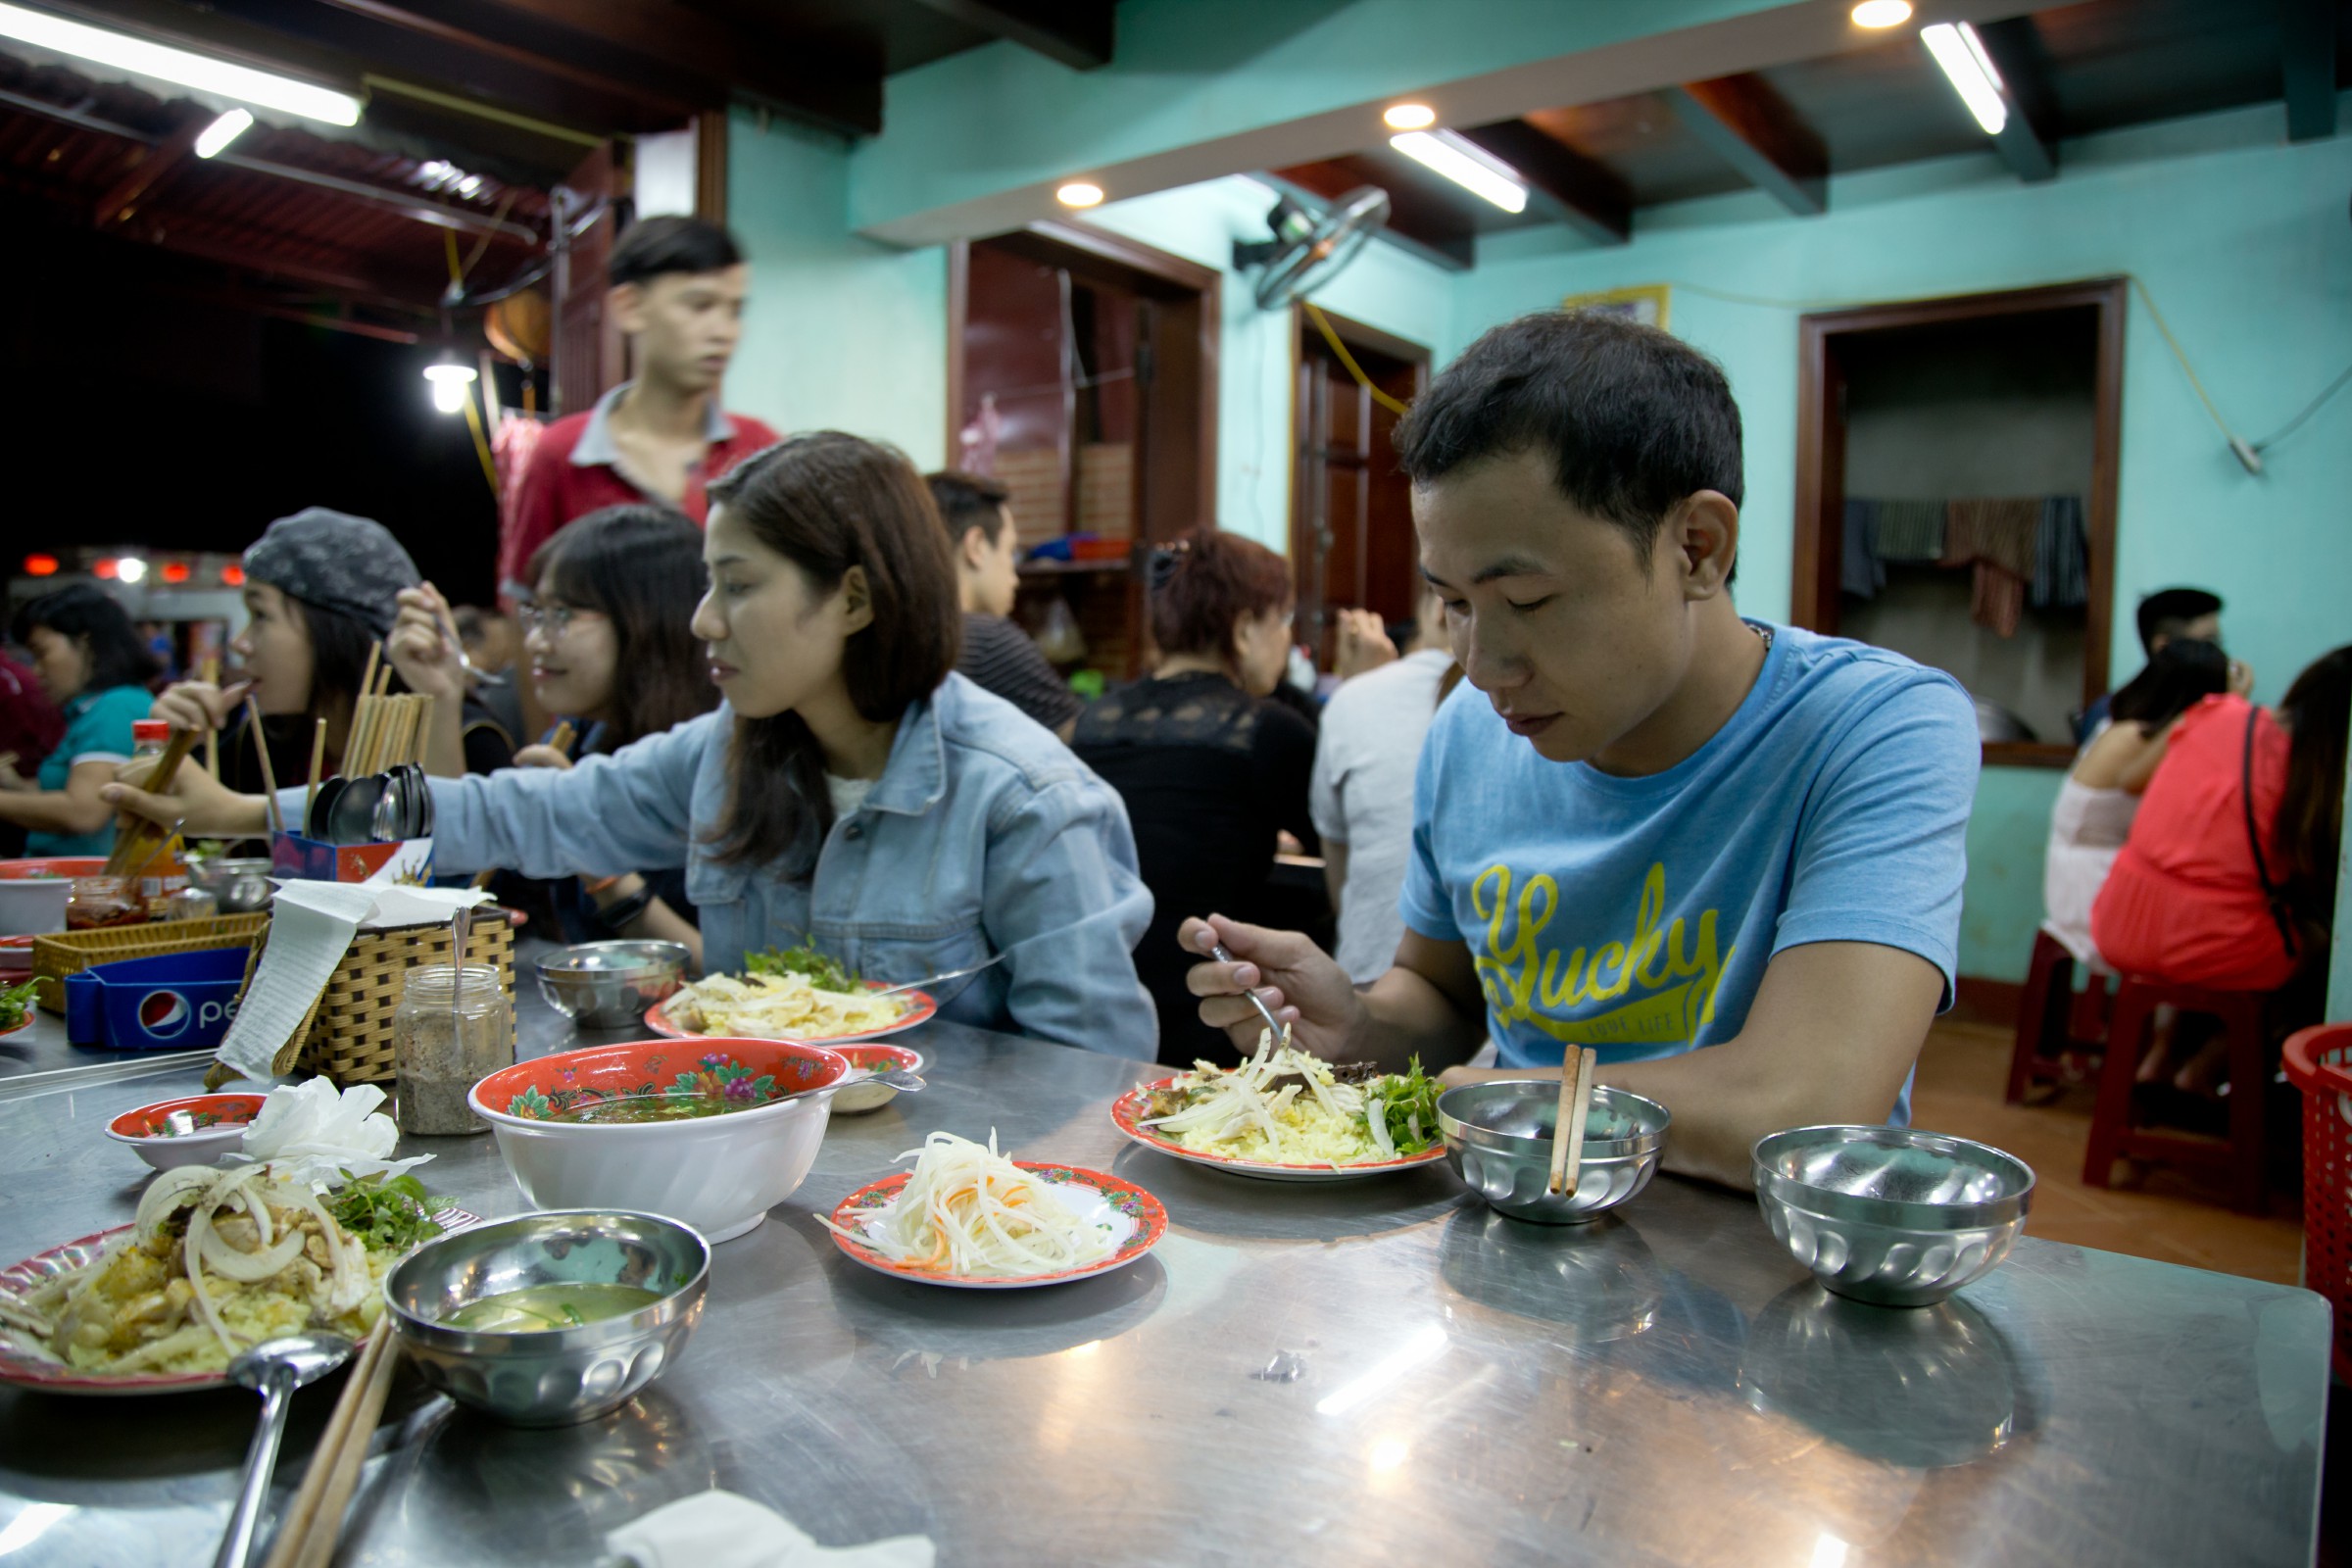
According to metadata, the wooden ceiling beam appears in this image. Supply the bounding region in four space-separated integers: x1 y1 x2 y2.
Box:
1267 160 1475 271
1971 19 2059 182
1455 120 1629 247
92 111 206 227
1666 74 1827 217
309 0 880 135
903 0 1112 71
2280 0 2340 142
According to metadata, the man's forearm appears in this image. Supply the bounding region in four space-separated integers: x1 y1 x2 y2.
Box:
1349 966 1484 1074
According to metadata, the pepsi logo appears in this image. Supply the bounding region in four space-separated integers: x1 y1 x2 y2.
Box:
138 990 192 1040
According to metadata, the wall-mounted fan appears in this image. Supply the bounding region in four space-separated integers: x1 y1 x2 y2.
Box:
1231 186 1391 311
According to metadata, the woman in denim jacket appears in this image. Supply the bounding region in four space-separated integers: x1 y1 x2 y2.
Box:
112 433 1157 1058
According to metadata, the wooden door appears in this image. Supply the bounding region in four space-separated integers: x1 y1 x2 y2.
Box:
551 141 627 416
1292 309 1427 661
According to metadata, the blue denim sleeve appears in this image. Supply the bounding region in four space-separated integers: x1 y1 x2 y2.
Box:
1772 671 1980 1007
407 714 714 878
980 772 1156 1058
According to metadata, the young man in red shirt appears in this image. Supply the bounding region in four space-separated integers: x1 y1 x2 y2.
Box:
498 216 781 603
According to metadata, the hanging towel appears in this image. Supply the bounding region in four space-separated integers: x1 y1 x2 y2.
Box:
1942 497 2042 637
2032 495 2088 610
1841 499 1886 599
1873 499 1946 563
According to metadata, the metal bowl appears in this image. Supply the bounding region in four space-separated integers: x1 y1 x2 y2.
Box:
190 857 274 913
1751 1125 2034 1308
384 1209 709 1427
1437 1078 1670 1224
534 941 691 1029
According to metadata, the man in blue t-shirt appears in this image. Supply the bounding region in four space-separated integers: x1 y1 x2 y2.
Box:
1182 311 1980 1188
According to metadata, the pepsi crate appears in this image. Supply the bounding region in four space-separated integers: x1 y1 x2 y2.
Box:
63 947 252 1051
30 913 269 1014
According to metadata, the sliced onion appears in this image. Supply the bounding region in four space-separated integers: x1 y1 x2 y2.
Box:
197 1224 305 1283
134 1167 219 1248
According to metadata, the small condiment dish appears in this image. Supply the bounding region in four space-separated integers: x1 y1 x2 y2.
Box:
105 1093 267 1170
829 1043 924 1114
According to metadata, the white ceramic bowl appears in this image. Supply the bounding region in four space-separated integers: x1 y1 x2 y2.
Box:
468 1038 850 1244
0 858 90 937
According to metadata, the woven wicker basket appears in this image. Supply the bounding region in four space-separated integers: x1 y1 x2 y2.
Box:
30 914 270 1014
227 917 515 1086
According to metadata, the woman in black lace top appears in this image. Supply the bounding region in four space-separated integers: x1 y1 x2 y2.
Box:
1072 531 1317 1064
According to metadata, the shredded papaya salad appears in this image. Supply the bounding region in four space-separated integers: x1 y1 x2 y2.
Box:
821 1131 1117 1278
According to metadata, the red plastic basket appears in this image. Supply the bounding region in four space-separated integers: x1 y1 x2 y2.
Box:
2283 1023 2352 1384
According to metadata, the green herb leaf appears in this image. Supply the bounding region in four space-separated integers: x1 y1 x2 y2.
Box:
0 978 35 1033
326 1173 450 1253
745 945 859 994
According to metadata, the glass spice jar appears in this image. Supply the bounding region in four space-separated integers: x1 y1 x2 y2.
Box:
66 875 146 931
393 963 513 1136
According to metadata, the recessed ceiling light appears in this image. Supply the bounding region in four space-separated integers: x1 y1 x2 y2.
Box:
0 1 360 124
1055 181 1104 208
1383 103 1437 131
1850 0 1912 27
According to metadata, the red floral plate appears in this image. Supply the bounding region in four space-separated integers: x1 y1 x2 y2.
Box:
826 1162 1164 1290
644 981 936 1045
0 1205 481 1396
1109 1078 1449 1183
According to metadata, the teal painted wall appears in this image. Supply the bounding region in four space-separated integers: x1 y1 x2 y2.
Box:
851 0 1797 238
725 110 949 466
1081 176 1455 550
1449 98 2352 982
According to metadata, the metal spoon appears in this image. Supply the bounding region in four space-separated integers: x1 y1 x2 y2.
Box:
871 951 1007 1001
213 1333 355 1568
433 602 508 688
1208 942 1287 1043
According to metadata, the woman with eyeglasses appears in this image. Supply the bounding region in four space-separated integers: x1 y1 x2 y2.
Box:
107 434 1158 1057
413 506 717 959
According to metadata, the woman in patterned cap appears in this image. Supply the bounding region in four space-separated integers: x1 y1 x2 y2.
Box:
149 508 514 797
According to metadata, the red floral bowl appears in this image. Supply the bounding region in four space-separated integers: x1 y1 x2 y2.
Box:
468 1039 851 1244
829 1042 924 1115
105 1093 267 1170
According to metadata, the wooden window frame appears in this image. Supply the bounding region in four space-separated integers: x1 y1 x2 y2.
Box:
1791 276 2126 769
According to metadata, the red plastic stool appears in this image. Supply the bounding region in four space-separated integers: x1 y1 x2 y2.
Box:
2005 927 2113 1102
2283 1024 2352 1384
2082 975 2272 1212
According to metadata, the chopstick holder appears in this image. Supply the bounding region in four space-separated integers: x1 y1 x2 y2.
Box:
1547 1047 1598 1198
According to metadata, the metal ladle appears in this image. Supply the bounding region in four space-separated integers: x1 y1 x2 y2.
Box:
212 1332 354 1568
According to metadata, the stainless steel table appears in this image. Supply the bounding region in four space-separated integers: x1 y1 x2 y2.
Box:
0 987 2328 1566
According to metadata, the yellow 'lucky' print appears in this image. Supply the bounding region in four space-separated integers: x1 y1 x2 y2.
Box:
1470 861 1734 1047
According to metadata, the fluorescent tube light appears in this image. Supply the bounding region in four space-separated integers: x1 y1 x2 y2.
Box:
0 3 361 125
193 107 252 159
1389 128 1526 214
1920 22 2007 136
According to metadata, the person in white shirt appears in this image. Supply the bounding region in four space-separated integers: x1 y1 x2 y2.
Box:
1310 584 1460 983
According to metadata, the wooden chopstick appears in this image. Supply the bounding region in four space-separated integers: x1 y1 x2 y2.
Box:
1547 1047 1599 1197
303 717 328 829
245 697 283 835
260 1322 400 1568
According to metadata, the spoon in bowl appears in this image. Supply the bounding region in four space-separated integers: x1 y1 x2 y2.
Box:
212 1332 354 1568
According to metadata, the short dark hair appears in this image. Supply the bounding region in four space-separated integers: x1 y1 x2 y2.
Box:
1146 530 1293 662
2108 637 2228 730
1394 310 1744 564
2277 644 2350 923
925 470 1012 547
703 433 961 873
2135 588 2223 656
609 215 743 289
528 505 719 749
10 582 160 693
